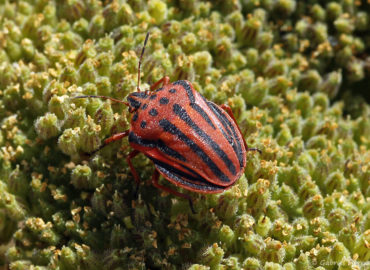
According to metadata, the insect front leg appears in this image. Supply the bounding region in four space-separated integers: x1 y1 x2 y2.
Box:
220 104 261 154
85 131 130 156
150 76 170 91
151 170 196 214
126 150 141 197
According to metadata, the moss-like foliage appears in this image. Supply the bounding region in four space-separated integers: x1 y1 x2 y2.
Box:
0 0 369 269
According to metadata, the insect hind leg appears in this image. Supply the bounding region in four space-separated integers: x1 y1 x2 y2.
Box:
220 104 261 154
151 170 196 214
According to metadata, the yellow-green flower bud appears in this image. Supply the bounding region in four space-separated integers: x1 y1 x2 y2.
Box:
0 210 17 242
241 232 265 256
76 40 97 66
257 31 273 51
8 260 33 269
283 262 295 270
5 39 22 61
353 230 370 261
94 101 114 136
79 58 97 84
271 219 293 242
311 4 326 21
20 38 35 61
256 216 272 237
64 107 87 129
60 66 80 85
326 2 342 21
88 14 105 39
34 51 50 71
117 3 135 25
334 17 354 34
59 246 77 270
273 0 296 17
79 116 101 153
335 46 353 67
243 77 268 106
73 18 89 37
261 240 285 264
193 51 212 75
112 191 129 219
48 95 69 120
96 52 114 76
188 264 210 270
61 31 83 50
148 0 168 24
276 126 293 146
91 188 107 216
218 224 235 249
226 11 244 36
328 208 349 233
71 165 98 190
295 253 312 270
355 11 368 31
181 32 198 54
331 242 350 262
247 179 270 215
242 257 261 270
239 16 261 46
298 70 322 94
302 194 324 219
292 218 309 236
296 92 313 118
96 76 112 96
58 128 80 157
25 217 61 245
325 171 346 194
7 165 28 198
346 60 364 82
35 113 60 140
200 243 225 268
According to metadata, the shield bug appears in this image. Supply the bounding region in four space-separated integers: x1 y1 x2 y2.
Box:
75 33 260 213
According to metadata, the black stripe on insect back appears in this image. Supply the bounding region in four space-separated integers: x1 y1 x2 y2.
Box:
159 119 231 183
190 103 216 130
129 132 156 148
206 101 245 168
157 140 186 162
129 132 186 162
149 156 225 192
173 104 237 176
173 80 195 103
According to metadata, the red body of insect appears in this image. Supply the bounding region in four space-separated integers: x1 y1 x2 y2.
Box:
76 33 258 212
126 77 247 194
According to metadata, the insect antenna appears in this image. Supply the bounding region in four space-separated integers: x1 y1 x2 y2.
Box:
73 95 129 106
137 32 150 92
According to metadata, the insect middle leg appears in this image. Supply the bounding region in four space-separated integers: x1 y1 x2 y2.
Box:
220 104 261 154
151 170 196 214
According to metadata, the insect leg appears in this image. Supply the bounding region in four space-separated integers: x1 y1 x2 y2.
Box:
85 130 130 156
220 104 261 154
126 149 141 197
151 170 196 214
150 76 170 91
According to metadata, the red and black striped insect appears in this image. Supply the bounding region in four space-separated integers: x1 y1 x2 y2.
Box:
76 33 260 213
